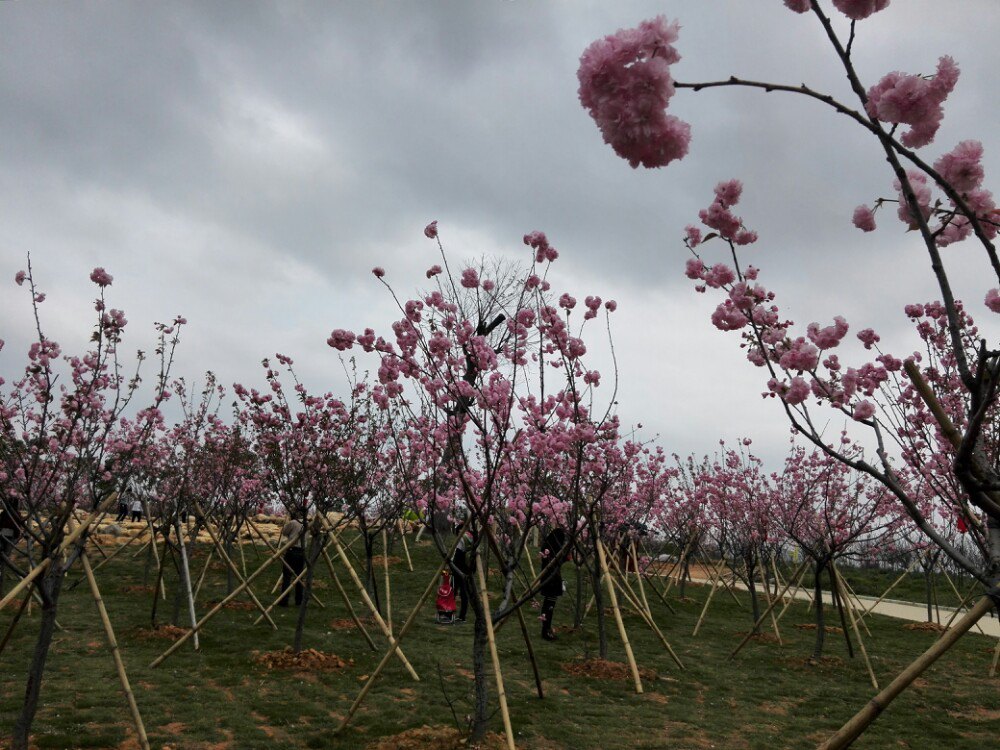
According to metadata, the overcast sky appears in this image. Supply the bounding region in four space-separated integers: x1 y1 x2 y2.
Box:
1 1 997 469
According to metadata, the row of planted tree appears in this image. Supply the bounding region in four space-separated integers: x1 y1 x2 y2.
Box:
3 2 1000 748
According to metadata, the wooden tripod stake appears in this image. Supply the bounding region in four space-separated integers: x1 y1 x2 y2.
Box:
476 547 516 750
596 537 643 693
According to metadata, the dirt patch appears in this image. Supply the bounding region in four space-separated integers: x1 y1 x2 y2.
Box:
365 725 507 750
330 616 375 630
252 647 352 672
135 625 189 640
734 631 781 643
121 584 156 595
903 621 948 632
794 623 844 634
560 658 656 681
786 655 846 670
371 555 403 566
207 598 257 611
947 707 1000 722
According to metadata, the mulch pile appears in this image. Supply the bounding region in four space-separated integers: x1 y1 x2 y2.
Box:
560 658 656 681
252 647 352 672
903 621 948 632
794 623 844 634
365 725 506 750
135 625 189 640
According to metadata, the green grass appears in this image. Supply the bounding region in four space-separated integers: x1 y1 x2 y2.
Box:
1 536 998 749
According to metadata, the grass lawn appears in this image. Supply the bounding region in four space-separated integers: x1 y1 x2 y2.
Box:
1 532 997 749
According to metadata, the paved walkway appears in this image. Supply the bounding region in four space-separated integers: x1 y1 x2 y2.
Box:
680 571 1000 638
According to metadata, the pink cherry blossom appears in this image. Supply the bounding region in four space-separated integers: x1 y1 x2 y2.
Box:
15 270 26 286
372 267 385 278
327 329 356 350
985 288 1000 313
577 16 690 168
460 268 480 289
426 264 442 278
424 220 439 239
852 400 877 421
89 267 113 287
933 140 985 194
866 56 959 148
852 204 877 232
832 0 890 21
783 0 811 12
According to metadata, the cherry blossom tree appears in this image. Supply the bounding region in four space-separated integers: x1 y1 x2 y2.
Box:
0 261 182 749
577 3 999 743
331 225 619 740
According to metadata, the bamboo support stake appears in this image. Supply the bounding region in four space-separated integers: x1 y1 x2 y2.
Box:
397 520 413 572
775 563 811 625
832 563 879 690
253 562 312 625
989 636 999 678
149 533 298 668
837 573 873 638
692 575 721 636
515 604 544 699
758 563 782 644
382 529 393 637
335 521 471 734
320 544 377 651
329 532 418 680
659 535 695 594
939 570 987 636
0 493 118 613
729 560 809 659
858 565 915 622
608 558 684 669
69 517 150 750
192 549 215 601
237 531 248 578
476 548 516 750
173 517 200 651
630 541 652 616
595 537 643 694
817 595 996 750
191 500 278 628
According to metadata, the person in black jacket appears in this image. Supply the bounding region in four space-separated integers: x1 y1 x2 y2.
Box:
539 527 569 641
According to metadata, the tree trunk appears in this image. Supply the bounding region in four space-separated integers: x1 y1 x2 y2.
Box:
591 563 607 658
12 562 65 749
812 560 826 660
468 571 490 743
924 566 933 623
292 532 323 654
363 532 381 615
747 559 761 634
574 559 584 628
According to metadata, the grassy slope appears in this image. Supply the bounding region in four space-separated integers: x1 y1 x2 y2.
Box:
1 534 997 750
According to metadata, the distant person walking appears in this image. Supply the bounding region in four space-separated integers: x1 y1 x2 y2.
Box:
129 497 144 523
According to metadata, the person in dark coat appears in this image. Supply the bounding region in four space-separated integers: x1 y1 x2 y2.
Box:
449 527 475 622
279 519 306 607
539 527 569 641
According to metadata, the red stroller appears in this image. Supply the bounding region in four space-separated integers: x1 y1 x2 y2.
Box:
436 570 457 624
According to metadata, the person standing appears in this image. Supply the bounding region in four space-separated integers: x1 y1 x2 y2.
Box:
449 527 475 622
129 496 144 523
279 518 306 607
539 527 569 641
